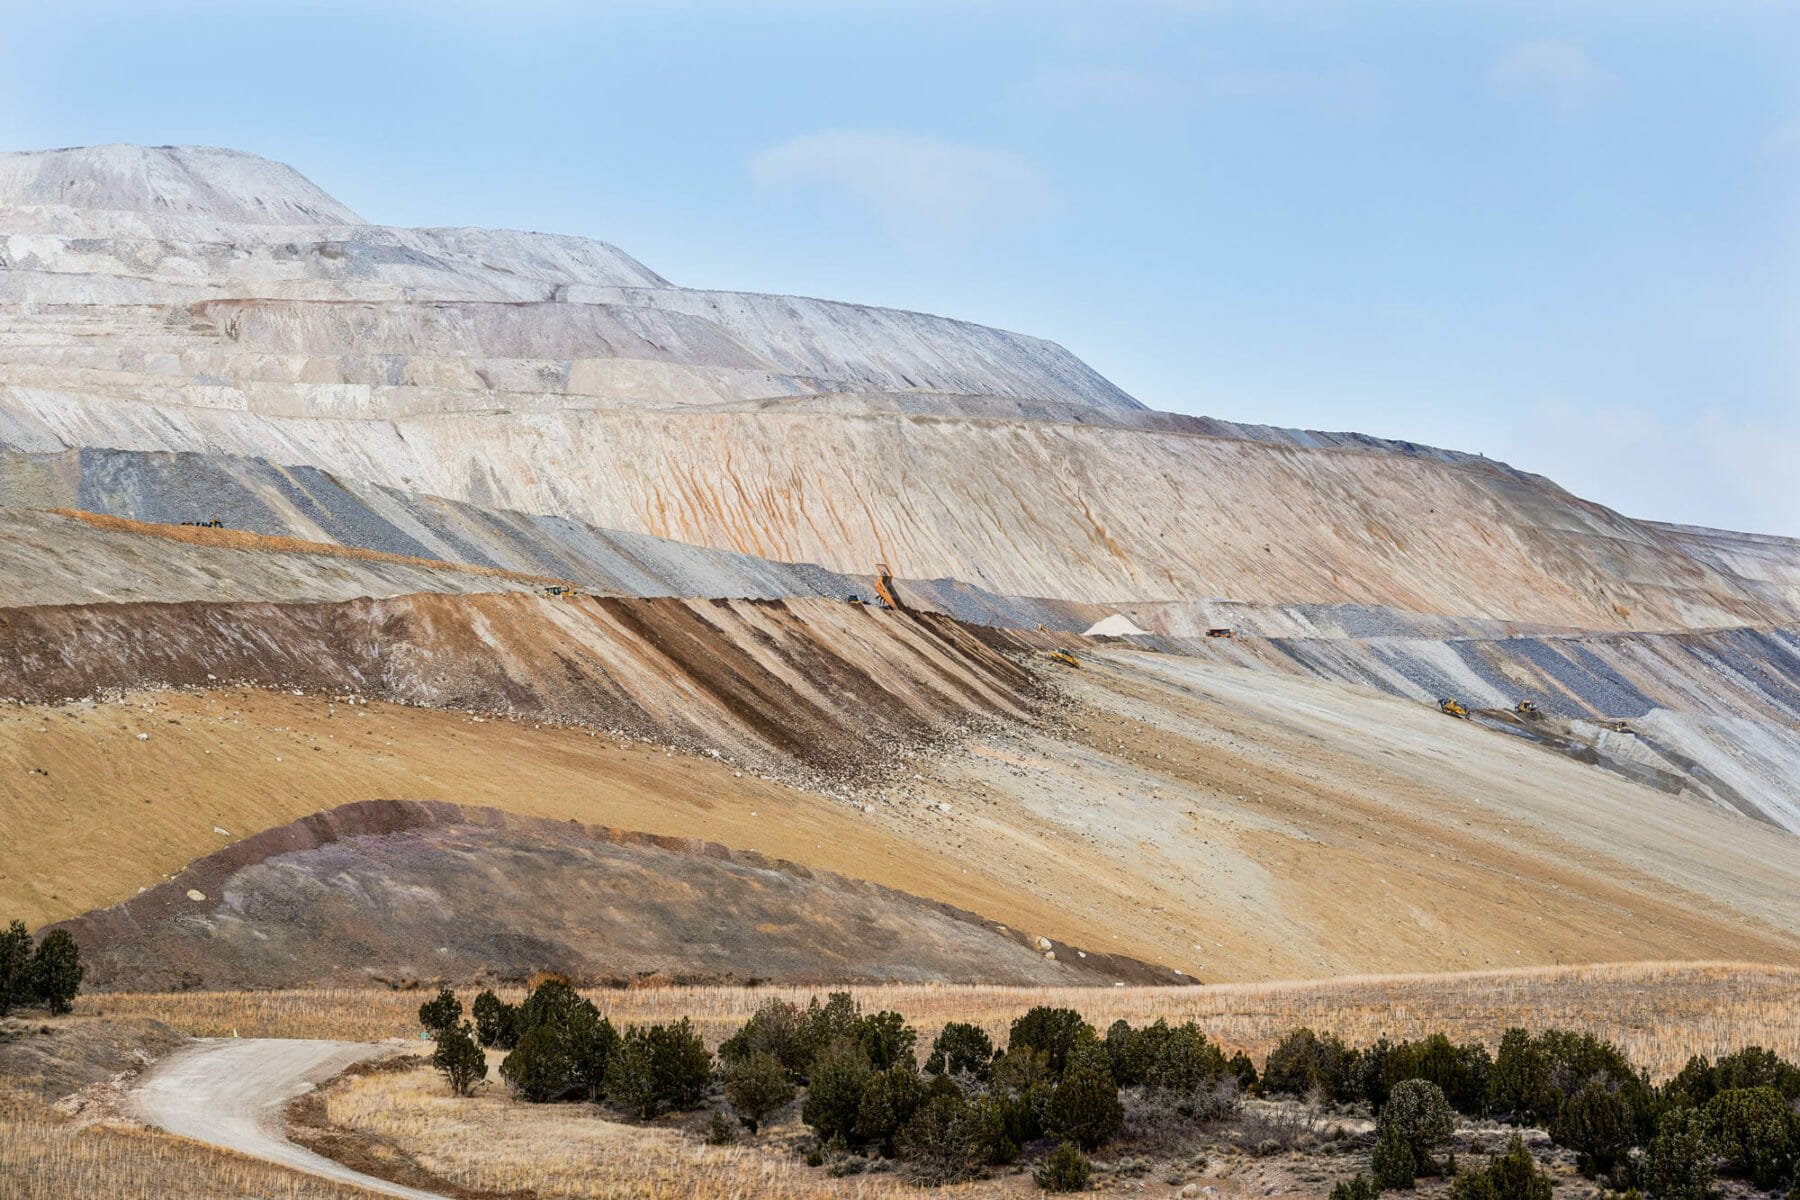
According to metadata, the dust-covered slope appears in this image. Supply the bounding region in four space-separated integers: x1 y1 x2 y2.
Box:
8 650 1800 984
0 593 1036 774
54 799 1175 990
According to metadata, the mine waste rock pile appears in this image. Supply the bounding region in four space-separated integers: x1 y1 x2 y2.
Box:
2 142 1799 988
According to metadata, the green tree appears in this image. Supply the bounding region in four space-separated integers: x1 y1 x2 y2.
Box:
603 1027 661 1118
432 1020 488 1097
1008 1007 1093 1078
566 1005 620 1102
29 929 82 1016
647 1017 712 1111
417 987 462 1036
517 979 587 1040
722 1050 794 1134
718 998 802 1074
792 992 863 1079
1372 1121 1419 1190
1228 1049 1260 1093
898 1092 984 1185
858 1010 918 1072
1379 1080 1456 1177
0 920 32 1017
500 1022 575 1102
1144 1022 1228 1093
1711 1046 1800 1099
801 1037 874 1146
1486 1028 1553 1123
1552 1078 1632 1177
1262 1026 1358 1102
856 1063 925 1156
471 989 519 1049
1329 1176 1380 1200
1034 1142 1092 1192
971 1092 1022 1166
1044 1067 1123 1151
925 1022 994 1081
1641 1108 1715 1200
1701 1086 1799 1190
1448 1134 1553 1200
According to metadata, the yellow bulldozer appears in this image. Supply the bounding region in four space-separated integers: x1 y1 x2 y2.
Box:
1438 698 1469 718
1514 700 1543 719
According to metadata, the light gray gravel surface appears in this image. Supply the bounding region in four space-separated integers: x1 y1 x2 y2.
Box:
129 1037 445 1199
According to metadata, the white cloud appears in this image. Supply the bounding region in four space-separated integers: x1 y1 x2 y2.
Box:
1489 40 1608 112
750 131 1053 250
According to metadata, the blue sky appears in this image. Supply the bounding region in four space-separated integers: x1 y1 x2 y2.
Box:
3 0 1796 535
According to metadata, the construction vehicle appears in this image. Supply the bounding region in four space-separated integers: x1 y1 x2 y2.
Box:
873 562 905 611
846 594 865 606
1049 649 1081 668
1205 628 1235 639
541 585 582 598
181 519 225 528
1438 698 1469 718
1605 719 1633 734
1514 700 1543 719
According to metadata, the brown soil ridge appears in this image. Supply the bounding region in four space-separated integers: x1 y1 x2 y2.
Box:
0 592 1042 774
48 798 1185 990
49 507 589 589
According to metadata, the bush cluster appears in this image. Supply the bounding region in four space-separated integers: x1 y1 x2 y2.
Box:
0 921 82 1017
1296 1027 1800 1199
415 987 1800 1199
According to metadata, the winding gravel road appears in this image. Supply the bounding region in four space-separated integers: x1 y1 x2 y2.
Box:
129 1037 445 1199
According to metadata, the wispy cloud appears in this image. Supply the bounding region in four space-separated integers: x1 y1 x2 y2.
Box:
1489 40 1609 113
750 130 1053 250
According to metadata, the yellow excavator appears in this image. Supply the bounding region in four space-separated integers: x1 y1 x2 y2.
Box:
1049 649 1081 668
1438 698 1469 718
1514 700 1543 719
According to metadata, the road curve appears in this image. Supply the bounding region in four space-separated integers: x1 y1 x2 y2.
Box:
129 1037 446 1199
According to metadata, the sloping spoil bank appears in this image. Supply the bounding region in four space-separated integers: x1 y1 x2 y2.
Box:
51 799 1185 990
0 591 1043 776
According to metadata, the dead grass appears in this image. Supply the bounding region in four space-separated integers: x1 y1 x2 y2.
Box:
0 1086 377 1200
317 1062 923 1199
87 961 1800 1080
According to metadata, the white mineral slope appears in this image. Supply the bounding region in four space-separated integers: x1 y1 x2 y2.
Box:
1 143 1797 629
2 389 1793 628
0 144 363 225
129 1037 442 1199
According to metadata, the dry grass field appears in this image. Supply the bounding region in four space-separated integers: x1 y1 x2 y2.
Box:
7 963 1794 1199
314 1062 927 1199
83 961 1800 1080
0 1087 377 1200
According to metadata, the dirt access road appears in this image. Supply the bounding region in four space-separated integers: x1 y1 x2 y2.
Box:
129 1037 443 1199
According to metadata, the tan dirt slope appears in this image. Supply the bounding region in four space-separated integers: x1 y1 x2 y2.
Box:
8 643 1800 982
